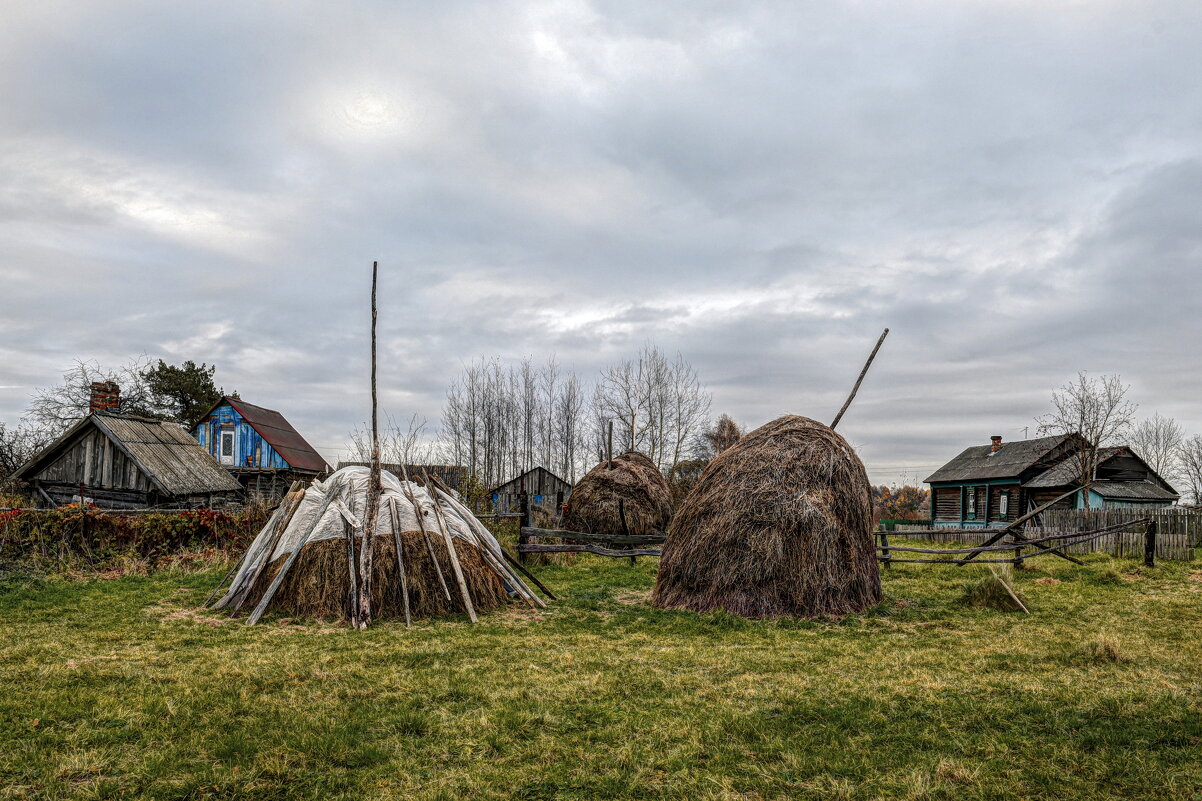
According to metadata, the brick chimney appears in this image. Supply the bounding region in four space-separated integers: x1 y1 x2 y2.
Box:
89 381 120 413
990 435 1003 453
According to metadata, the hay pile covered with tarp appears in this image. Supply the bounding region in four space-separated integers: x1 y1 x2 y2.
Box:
213 466 543 623
563 451 672 536
652 415 880 618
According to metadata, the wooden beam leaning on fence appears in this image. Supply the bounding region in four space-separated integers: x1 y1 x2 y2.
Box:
519 526 667 559
877 519 1149 565
957 484 1093 566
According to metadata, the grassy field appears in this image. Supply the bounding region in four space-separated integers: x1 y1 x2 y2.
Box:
1 545 1200 800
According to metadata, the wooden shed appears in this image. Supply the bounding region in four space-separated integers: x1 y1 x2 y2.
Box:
12 412 242 509
489 466 573 514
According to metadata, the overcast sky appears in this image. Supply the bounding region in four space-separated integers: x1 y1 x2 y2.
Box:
2 1 1201 485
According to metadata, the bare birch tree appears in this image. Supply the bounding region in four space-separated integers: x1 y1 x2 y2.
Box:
1130 413 1183 489
1035 372 1137 510
1177 435 1202 506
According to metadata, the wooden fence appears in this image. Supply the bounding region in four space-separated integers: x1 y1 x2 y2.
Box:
895 509 1197 562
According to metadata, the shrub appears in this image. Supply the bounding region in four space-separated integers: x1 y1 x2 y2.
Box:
0 504 267 568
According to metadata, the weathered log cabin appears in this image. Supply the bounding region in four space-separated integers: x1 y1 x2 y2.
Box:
489 466 573 514
925 434 1178 527
12 412 242 509
190 396 330 500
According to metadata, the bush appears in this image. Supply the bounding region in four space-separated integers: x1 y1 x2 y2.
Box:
0 504 267 567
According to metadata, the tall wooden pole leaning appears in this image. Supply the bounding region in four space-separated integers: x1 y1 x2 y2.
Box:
356 261 382 630
607 420 614 469
831 328 890 430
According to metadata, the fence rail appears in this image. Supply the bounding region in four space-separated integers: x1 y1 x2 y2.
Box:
895 509 1196 562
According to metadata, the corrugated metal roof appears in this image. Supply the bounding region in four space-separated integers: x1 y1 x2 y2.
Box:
224 397 329 472
925 434 1073 483
94 414 242 495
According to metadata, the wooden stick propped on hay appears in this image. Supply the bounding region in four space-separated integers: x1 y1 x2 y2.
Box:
387 496 412 627
831 328 889 430
400 463 452 601
247 478 343 625
423 467 478 623
356 261 382 630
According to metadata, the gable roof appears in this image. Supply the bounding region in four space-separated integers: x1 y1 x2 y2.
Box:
1023 447 1122 488
489 466 571 495
14 413 241 496
1024 445 1179 499
1092 481 1180 501
198 396 329 472
925 434 1077 484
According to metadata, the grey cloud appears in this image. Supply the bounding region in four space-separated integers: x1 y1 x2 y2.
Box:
2 1 1201 482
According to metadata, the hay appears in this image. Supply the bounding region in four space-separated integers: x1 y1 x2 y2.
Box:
563 451 672 536
960 567 1029 613
652 415 881 618
241 532 508 620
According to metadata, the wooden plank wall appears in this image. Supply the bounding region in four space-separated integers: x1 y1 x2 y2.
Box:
38 430 151 492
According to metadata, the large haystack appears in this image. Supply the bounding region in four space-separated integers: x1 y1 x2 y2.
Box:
213 467 539 623
652 415 880 618
563 451 672 536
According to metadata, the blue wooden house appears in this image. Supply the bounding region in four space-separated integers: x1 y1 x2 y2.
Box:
925 433 1178 528
191 396 330 499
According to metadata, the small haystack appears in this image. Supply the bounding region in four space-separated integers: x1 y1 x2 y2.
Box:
563 451 672 536
213 466 542 623
652 415 881 618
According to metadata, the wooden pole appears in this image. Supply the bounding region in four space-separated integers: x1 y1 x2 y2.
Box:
217 481 303 611
878 525 891 568
1144 520 1157 568
518 491 530 565
388 496 411 627
501 548 557 601
247 478 343 625
399 463 451 601
423 468 478 623
607 420 614 469
356 261 381 630
618 498 635 565
831 328 889 430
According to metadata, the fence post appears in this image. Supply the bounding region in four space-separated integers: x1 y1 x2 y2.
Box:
518 491 530 565
878 524 891 568
1144 520 1157 568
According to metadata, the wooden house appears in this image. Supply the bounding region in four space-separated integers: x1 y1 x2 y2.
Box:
489 466 573 514
12 412 242 509
191 396 330 500
925 434 1178 528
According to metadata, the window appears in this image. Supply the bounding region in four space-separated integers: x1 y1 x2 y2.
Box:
220 430 235 465
966 487 976 519
999 491 1009 519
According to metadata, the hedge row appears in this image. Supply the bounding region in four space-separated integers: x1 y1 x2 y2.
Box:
0 504 268 564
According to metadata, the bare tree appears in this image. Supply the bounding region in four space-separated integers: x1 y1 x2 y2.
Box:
346 412 434 465
0 422 50 486
592 345 711 473
25 357 157 436
694 414 743 460
1036 372 1137 510
1178 435 1202 506
1130 413 1183 489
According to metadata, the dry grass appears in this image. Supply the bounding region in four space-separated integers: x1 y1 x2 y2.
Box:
564 451 673 536
240 533 510 621
654 415 880 618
